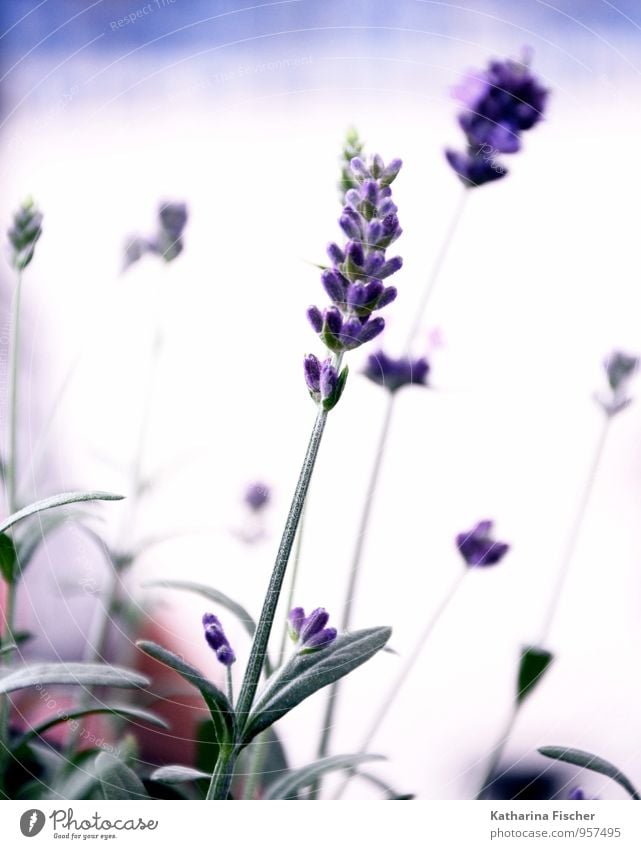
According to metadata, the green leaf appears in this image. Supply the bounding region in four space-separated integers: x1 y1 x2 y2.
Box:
357 771 414 800
538 747 641 800
136 640 236 751
517 645 554 704
0 662 149 695
242 627 392 744
0 491 123 535
260 727 290 789
0 631 32 656
264 754 385 800
95 752 149 800
145 579 256 639
13 704 169 751
0 533 18 583
150 765 210 784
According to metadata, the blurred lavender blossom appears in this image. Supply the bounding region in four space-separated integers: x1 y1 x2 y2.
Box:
123 201 188 270
8 198 43 270
596 350 639 416
456 520 510 567
363 350 430 393
446 52 548 188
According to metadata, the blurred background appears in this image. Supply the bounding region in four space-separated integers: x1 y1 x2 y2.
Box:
1 0 640 799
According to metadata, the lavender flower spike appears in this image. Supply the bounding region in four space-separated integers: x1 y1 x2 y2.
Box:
364 350 430 393
288 606 337 654
203 612 236 666
456 520 509 567
446 51 548 188
307 153 403 359
303 353 348 411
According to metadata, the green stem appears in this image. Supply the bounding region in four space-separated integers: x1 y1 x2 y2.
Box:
537 415 610 645
7 271 23 514
226 666 234 707
276 503 307 669
207 407 330 799
236 408 328 721
335 568 468 798
403 189 468 352
475 703 519 800
475 415 610 801
0 581 18 756
316 393 395 763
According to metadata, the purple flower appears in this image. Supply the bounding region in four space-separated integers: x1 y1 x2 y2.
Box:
303 354 348 411
288 606 337 653
596 349 639 416
363 350 430 393
203 612 236 666
307 153 403 361
244 481 271 512
446 52 548 188
456 520 509 567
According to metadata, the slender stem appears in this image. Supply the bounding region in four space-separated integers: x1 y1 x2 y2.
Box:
334 568 468 799
236 408 328 722
537 415 610 645
475 703 519 800
403 190 468 352
0 582 18 753
7 271 23 514
1 270 24 769
206 406 330 800
226 667 234 707
316 393 395 762
474 415 610 801
276 502 307 668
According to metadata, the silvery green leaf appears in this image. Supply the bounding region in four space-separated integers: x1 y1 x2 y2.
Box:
95 752 149 800
150 765 210 784
145 580 256 639
0 491 123 535
264 753 385 799
356 771 414 800
136 640 236 751
242 627 391 744
0 662 149 695
538 747 640 800
517 645 554 704
14 704 168 751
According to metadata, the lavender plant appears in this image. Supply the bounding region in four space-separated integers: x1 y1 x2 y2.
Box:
136 153 404 800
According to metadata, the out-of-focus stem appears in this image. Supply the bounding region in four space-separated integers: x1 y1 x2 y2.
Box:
476 415 610 800
276 503 307 669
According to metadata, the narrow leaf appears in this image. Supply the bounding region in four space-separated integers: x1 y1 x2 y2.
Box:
96 752 149 800
0 662 149 695
0 533 18 582
264 754 385 800
136 640 236 750
357 771 414 800
14 704 168 751
145 579 256 639
243 627 391 744
538 747 641 800
150 765 210 784
15 511 82 573
517 645 554 704
0 491 123 535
